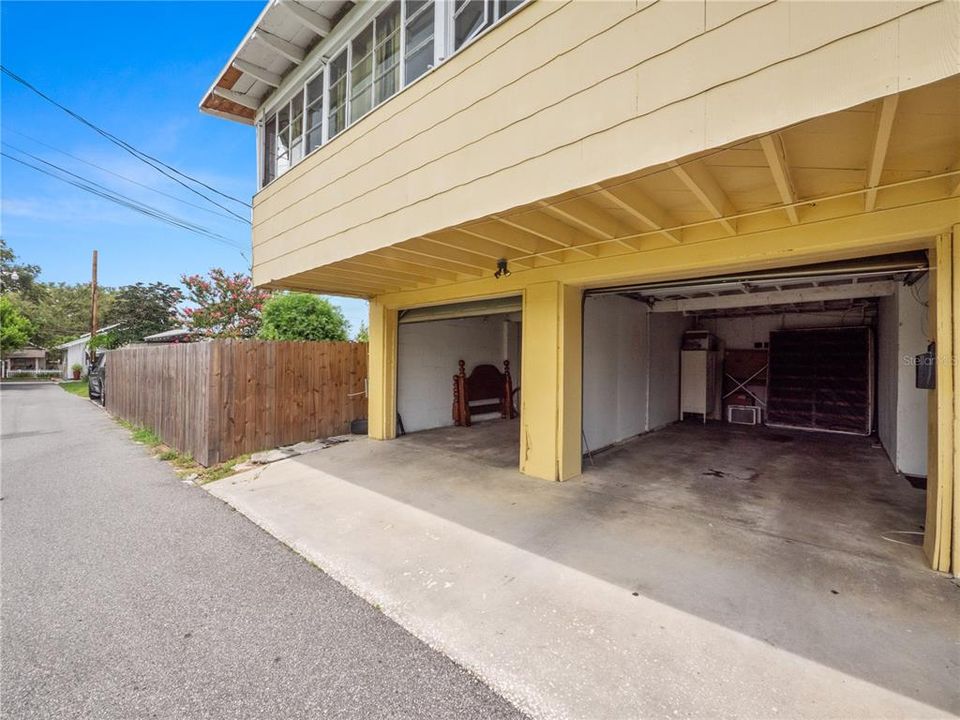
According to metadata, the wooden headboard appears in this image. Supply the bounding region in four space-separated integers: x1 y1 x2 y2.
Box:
452 360 516 426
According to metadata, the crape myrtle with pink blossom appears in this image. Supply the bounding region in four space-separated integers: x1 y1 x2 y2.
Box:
179 268 272 338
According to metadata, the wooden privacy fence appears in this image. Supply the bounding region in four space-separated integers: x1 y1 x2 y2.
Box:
105 340 368 466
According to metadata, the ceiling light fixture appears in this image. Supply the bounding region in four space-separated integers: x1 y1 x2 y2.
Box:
494 258 511 279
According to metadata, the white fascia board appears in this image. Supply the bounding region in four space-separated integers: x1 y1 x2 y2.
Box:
202 106 257 126
198 0 276 114
649 281 898 313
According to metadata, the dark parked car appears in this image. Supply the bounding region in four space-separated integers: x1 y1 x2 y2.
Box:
88 351 106 405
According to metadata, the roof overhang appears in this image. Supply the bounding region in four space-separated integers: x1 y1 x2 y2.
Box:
56 324 124 349
200 0 353 125
261 75 959 298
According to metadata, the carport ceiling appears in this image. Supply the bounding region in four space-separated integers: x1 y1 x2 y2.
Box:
591 252 927 318
283 75 958 297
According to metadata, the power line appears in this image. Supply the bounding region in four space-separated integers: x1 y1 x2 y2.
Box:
2 149 248 256
5 128 250 225
3 147 247 252
1 65 253 223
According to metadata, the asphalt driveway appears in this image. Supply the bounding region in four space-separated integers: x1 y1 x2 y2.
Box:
0 383 522 719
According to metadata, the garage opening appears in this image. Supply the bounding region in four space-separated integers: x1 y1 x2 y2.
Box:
582 252 932 563
396 296 522 467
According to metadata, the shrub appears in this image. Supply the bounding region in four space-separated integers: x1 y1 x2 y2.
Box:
258 293 350 342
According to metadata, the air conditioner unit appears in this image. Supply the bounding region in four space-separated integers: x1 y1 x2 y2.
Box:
727 405 761 426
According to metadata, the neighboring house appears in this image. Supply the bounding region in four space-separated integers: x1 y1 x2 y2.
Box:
2 345 49 377
202 2 960 572
56 324 122 379
142 327 197 344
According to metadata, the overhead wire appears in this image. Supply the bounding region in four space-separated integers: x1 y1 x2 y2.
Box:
1 65 252 224
2 148 248 257
5 128 249 225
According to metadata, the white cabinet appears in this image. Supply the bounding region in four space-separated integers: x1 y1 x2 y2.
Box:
681 350 720 422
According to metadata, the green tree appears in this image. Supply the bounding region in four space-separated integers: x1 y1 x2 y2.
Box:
258 293 350 342
0 238 42 300
9 283 114 349
0 296 33 353
105 282 182 345
180 268 270 338
355 322 369 342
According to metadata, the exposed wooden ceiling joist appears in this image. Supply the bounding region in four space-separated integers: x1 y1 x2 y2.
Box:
592 184 681 244
668 159 737 234
333 259 439 286
372 247 485 278
864 94 899 211
343 255 460 283
423 231 536 270
303 267 403 293
537 198 622 243
452 226 563 264
495 212 598 259
398 238 499 273
759 134 800 225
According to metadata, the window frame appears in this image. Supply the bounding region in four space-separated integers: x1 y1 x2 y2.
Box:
349 20 375 126
304 66 325 155
326 46 350 141
374 1 403 106
452 0 490 52
256 0 528 190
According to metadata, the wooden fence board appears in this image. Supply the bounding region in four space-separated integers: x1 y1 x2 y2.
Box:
105 339 368 466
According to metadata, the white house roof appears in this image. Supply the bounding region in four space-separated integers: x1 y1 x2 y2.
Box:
142 327 196 342
3 344 47 359
200 0 353 124
56 324 123 349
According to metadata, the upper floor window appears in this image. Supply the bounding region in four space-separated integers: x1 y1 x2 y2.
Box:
259 0 526 188
305 73 324 153
454 0 489 49
375 2 402 104
327 49 349 139
350 22 375 122
262 115 277 186
404 0 434 84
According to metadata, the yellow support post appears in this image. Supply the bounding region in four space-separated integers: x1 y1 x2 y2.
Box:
520 281 582 481
954 224 960 575
924 230 955 572
368 299 398 440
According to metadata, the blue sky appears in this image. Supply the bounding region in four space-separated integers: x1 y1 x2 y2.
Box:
0 1 368 334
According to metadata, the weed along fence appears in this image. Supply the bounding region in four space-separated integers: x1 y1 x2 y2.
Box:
105 340 368 466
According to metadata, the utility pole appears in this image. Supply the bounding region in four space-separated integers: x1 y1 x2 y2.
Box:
89 249 98 365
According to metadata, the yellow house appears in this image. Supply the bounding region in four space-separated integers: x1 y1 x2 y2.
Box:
202 0 959 572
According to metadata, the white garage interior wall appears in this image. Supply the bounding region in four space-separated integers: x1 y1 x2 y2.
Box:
877 279 930 477
647 312 690 430
878 294 900 463
397 312 520 433
582 295 690 452
583 275 928 477
583 296 649 452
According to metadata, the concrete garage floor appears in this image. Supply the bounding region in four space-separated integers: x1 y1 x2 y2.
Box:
208 420 960 719
583 421 929 565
